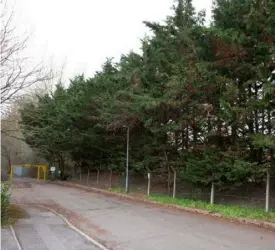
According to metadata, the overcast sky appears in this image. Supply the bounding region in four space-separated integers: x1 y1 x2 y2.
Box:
12 0 212 82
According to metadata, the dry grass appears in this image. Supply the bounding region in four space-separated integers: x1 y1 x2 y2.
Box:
1 204 25 226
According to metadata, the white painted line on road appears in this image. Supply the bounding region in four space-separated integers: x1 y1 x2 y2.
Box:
35 205 110 250
10 225 22 250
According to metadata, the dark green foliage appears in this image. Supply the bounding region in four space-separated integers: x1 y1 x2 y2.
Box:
1 181 11 222
20 0 275 188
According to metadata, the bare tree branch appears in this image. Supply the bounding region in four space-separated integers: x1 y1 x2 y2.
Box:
0 0 54 109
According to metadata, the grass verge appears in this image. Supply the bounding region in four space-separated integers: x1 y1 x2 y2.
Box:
110 188 275 222
150 195 275 222
110 187 126 193
1 204 25 227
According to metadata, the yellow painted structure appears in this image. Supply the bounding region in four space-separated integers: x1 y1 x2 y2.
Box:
10 164 47 180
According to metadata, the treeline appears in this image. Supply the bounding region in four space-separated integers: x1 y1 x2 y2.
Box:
20 0 275 191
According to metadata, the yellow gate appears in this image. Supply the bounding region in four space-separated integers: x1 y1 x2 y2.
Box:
10 164 47 180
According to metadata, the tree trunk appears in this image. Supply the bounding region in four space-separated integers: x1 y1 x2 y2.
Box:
261 111 265 134
59 153 65 173
192 120 197 144
254 83 259 133
72 166 75 181
181 131 185 152
175 131 179 151
247 85 254 134
265 108 272 212
185 126 189 150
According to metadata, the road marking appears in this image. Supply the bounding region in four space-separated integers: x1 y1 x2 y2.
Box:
10 225 22 250
35 204 110 250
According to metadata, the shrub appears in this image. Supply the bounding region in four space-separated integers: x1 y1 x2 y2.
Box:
1 181 11 221
60 171 68 181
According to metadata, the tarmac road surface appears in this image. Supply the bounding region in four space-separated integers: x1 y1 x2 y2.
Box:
1 207 101 250
9 178 275 250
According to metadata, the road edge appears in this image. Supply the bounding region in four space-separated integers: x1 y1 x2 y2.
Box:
35 204 110 250
10 225 22 250
51 181 275 232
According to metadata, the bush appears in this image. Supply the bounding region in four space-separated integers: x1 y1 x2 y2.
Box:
1 181 11 221
60 171 68 181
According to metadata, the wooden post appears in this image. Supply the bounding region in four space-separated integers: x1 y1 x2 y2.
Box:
87 170 90 185
170 166 177 199
125 126 129 193
97 168 100 188
164 150 171 196
265 169 270 212
173 171 177 198
210 182 215 204
147 173 151 196
167 165 171 196
37 166 40 180
109 169 112 188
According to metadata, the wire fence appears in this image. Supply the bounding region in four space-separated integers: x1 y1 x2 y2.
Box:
69 170 275 211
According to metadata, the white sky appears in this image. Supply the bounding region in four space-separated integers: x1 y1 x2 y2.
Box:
12 0 212 83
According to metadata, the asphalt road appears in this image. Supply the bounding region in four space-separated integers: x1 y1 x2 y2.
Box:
1 206 100 250
11 178 275 250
